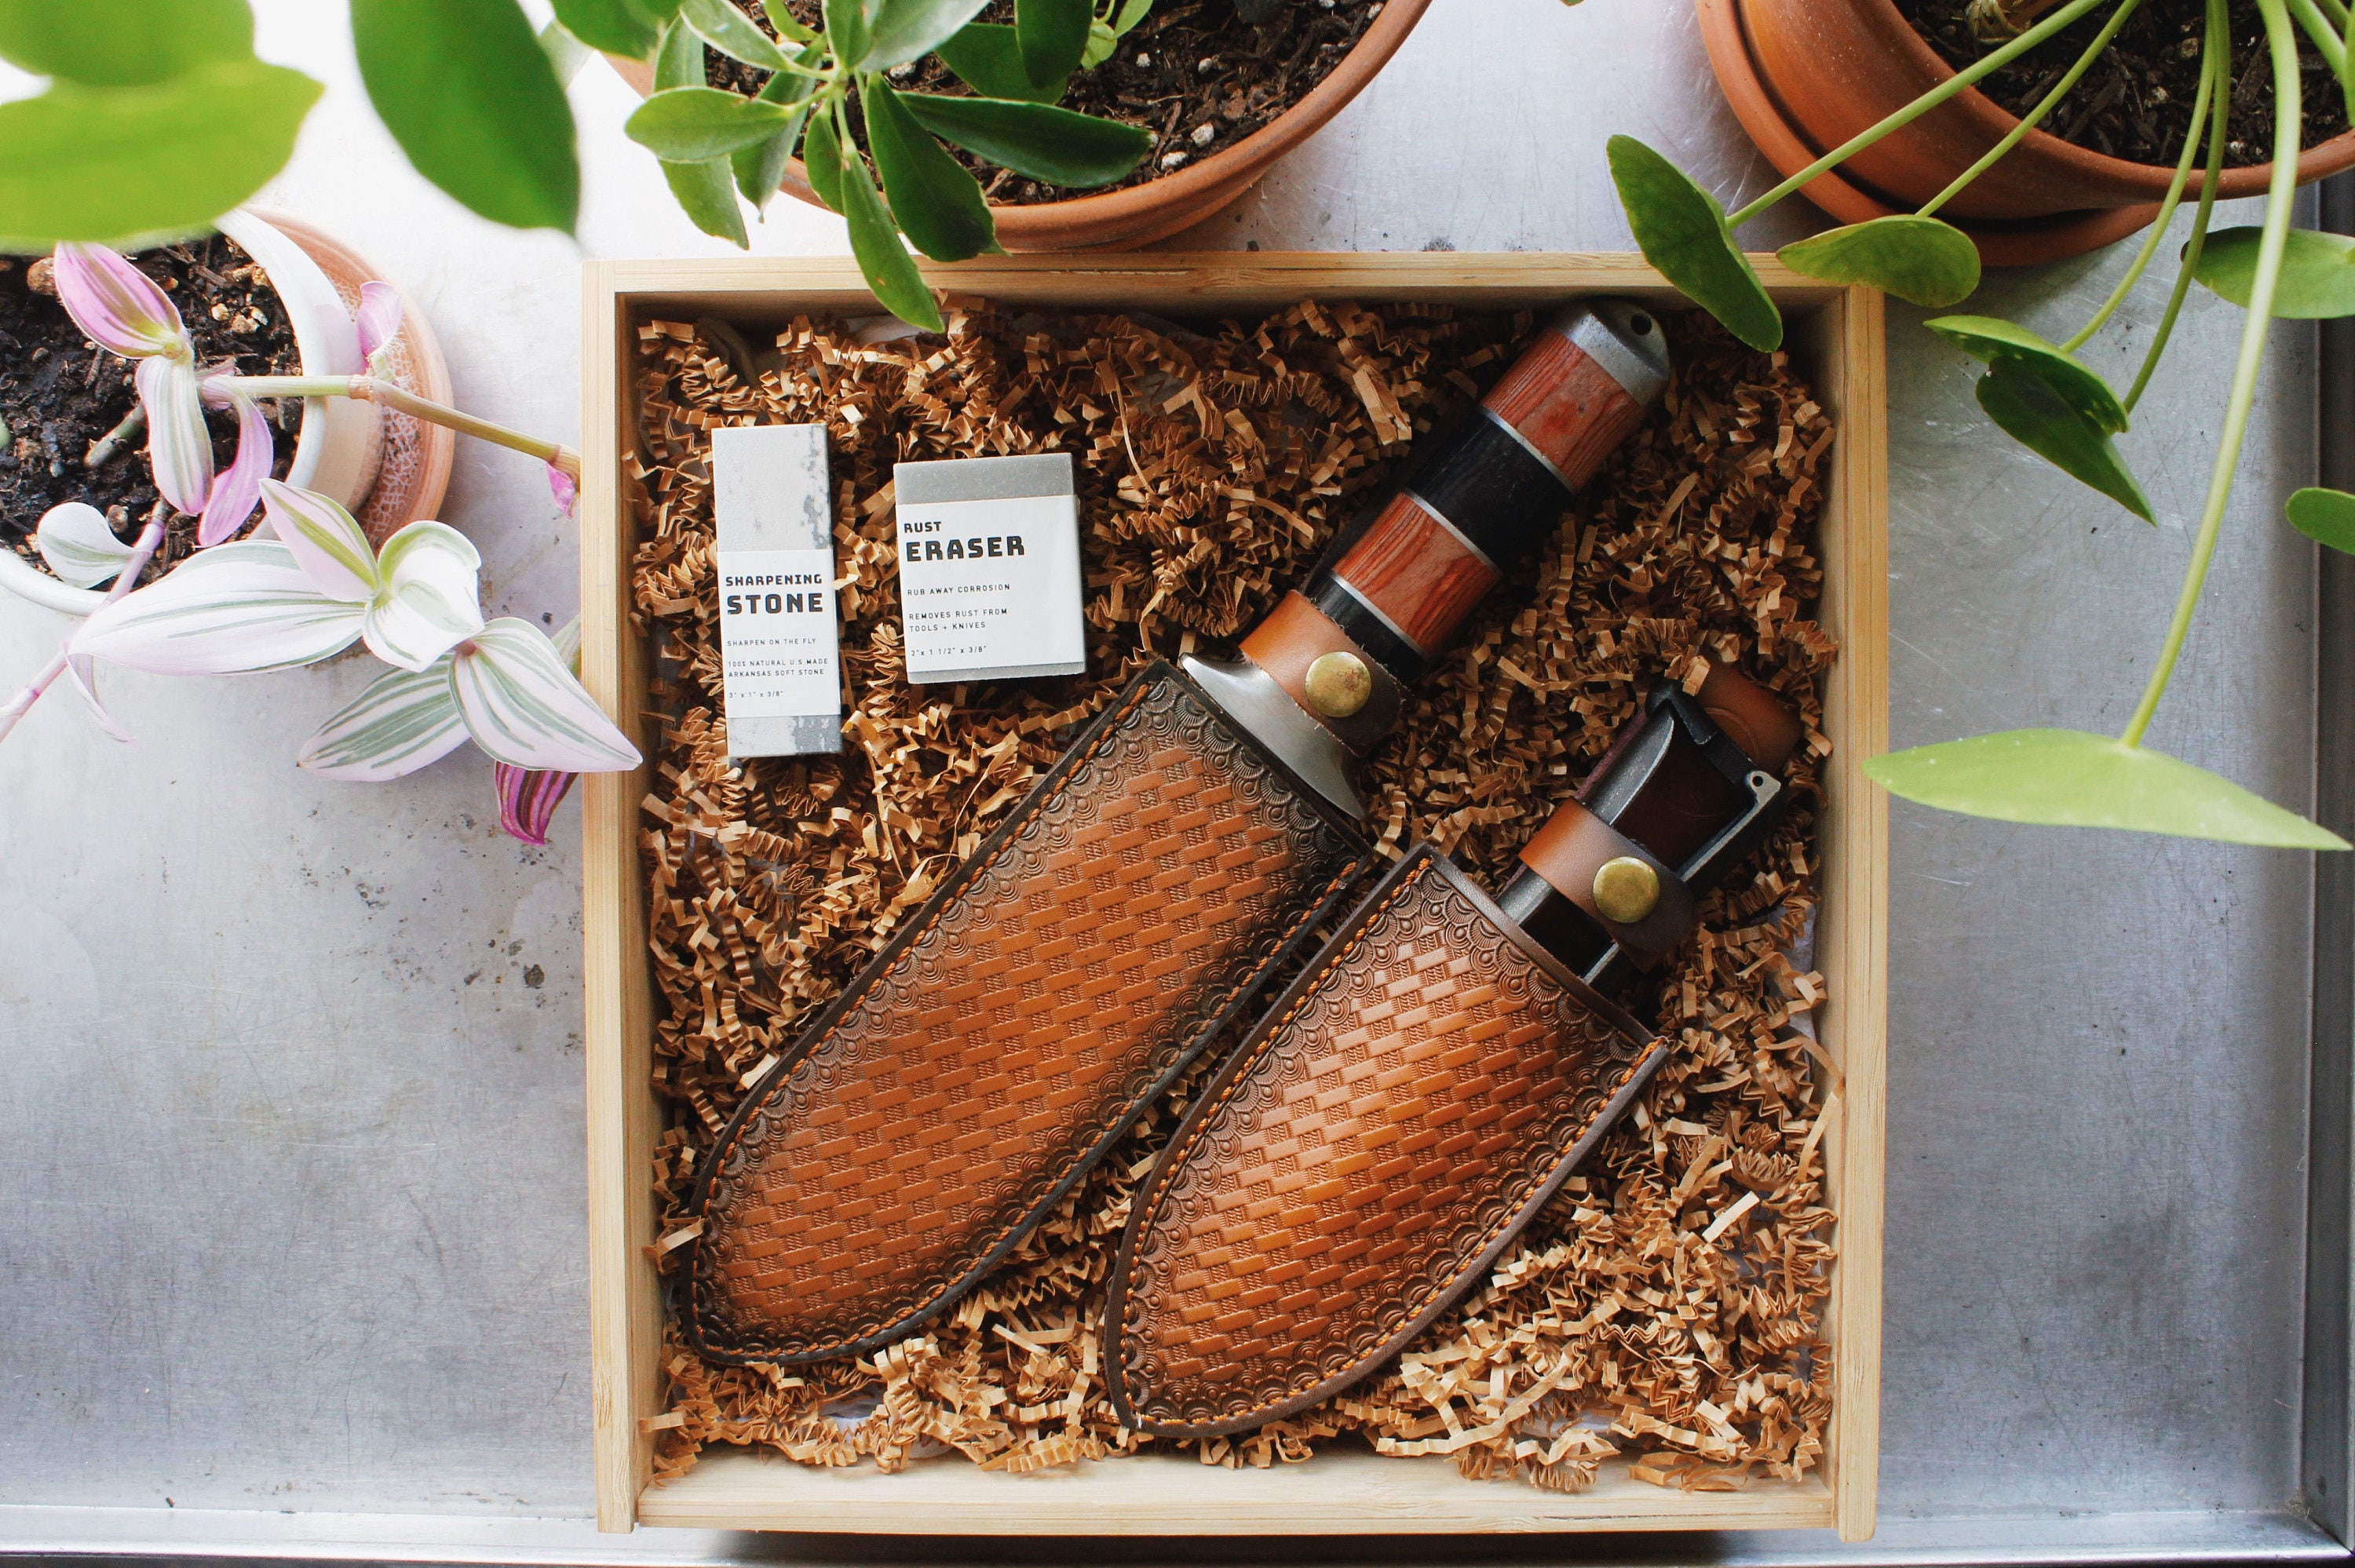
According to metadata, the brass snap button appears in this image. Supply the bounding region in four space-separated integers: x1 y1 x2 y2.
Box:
1303 651 1372 718
1592 855 1660 924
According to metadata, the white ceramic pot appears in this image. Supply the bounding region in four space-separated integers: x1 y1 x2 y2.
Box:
0 208 378 617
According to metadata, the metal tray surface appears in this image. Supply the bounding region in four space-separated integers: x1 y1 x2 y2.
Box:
0 0 2346 1561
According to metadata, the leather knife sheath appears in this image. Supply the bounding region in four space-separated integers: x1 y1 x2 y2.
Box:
685 302 1674 1366
685 662 1367 1363
1105 665 1803 1437
1103 847 1664 1437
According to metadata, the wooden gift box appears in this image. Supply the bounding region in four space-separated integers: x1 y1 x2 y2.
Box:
579 253 1889 1541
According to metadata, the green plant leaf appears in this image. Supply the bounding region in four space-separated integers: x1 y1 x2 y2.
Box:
733 46 825 210
867 0 991 68
834 111 944 331
1080 0 1149 67
0 0 250 86
680 0 790 69
864 76 995 261
803 106 845 212
1865 729 2347 848
1016 0 1090 86
1925 314 2130 432
2289 487 2355 552
352 0 580 234
1776 215 1981 308
653 14 703 88
936 23 1064 102
1606 134 1781 352
626 85 801 160
824 0 873 69
0 61 320 249
654 18 751 242
551 0 661 59
665 154 750 246
765 0 819 42
2193 226 2355 319
897 93 1149 186
1975 357 2153 521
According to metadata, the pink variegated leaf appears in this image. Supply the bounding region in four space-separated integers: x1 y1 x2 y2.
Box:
198 396 275 546
137 354 213 516
356 281 403 370
71 542 365 676
367 520 484 671
298 655 469 782
260 478 378 601
64 655 134 744
495 762 578 846
546 464 579 517
36 502 137 589
449 618 639 772
52 243 188 359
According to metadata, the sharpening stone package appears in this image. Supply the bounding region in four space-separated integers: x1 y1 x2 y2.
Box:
712 424 842 757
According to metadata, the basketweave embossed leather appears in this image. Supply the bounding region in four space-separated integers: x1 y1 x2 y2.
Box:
1104 846 1667 1437
685 662 1372 1365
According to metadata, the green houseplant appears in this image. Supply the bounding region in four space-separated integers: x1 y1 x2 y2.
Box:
606 0 1154 329
0 0 1157 333
1608 0 2355 850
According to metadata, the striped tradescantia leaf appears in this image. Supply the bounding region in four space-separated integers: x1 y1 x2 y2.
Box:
70 541 365 674
449 618 640 772
138 352 212 515
259 483 484 671
495 761 578 844
260 477 377 600
36 501 137 588
197 393 274 545
297 655 470 781
367 520 484 671
64 654 133 743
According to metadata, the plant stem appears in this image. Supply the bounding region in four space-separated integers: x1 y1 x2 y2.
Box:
1920 0 2146 219
2288 0 2349 69
84 405 146 468
2124 0 2233 412
2061 12 2220 352
217 374 582 481
0 507 166 744
1725 0 2115 228
2121 0 2300 749
2319 0 2350 27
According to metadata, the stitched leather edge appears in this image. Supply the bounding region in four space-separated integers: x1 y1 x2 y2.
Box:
680 658 1376 1367
1101 845 1670 1437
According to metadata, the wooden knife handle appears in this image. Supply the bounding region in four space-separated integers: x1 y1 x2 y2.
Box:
1240 301 1669 747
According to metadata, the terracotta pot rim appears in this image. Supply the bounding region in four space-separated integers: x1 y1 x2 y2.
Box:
613 0 1430 238
1730 0 2355 200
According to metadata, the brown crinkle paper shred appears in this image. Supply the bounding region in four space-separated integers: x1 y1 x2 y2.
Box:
630 294 1840 1494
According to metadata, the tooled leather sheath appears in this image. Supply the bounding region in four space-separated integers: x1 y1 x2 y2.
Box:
1105 846 1666 1437
686 662 1371 1364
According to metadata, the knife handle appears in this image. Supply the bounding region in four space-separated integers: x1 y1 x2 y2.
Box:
1242 301 1670 750
1495 660 1803 997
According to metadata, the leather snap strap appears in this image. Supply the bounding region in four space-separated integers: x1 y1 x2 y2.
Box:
1517 797 1699 969
1238 591 1403 756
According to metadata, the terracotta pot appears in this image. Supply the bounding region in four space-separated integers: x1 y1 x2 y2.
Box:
611 0 1431 251
1697 0 2355 265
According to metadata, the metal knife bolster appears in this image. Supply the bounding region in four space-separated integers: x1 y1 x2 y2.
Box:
1196 301 1672 824
1492 661 1806 998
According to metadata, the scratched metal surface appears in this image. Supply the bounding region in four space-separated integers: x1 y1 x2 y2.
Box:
0 0 2335 1556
